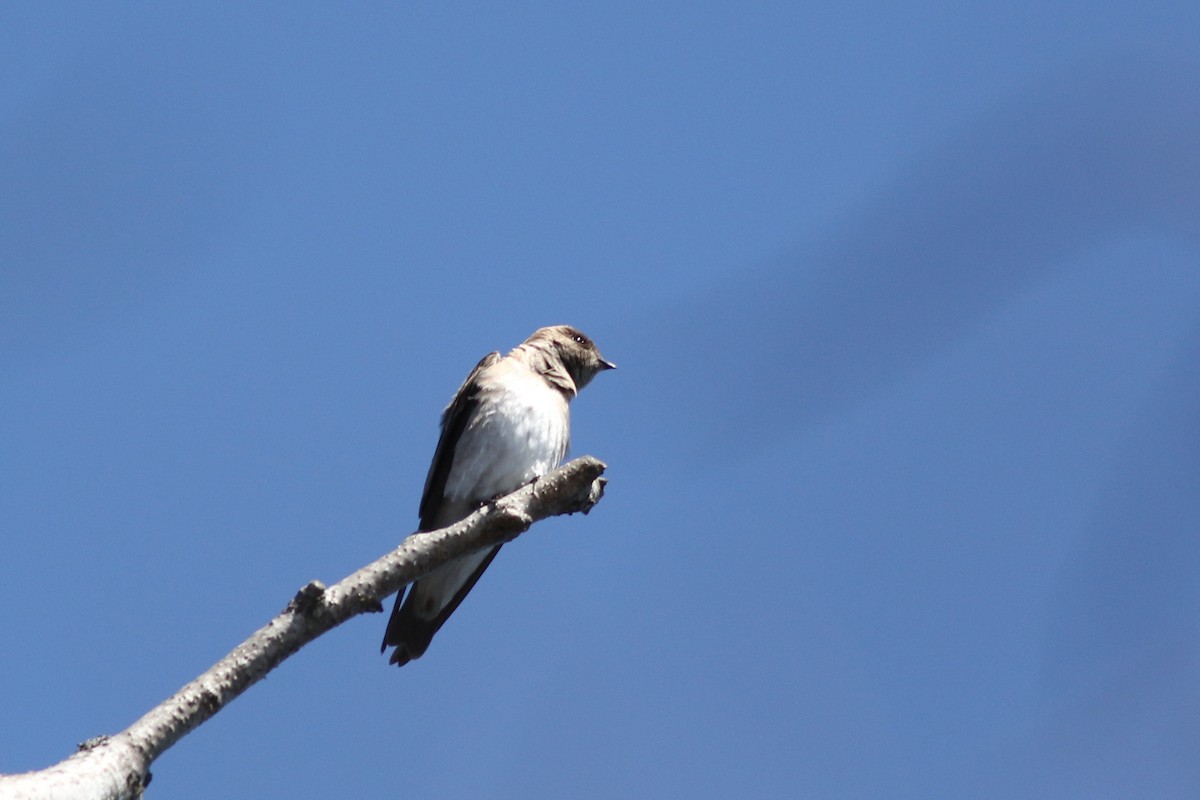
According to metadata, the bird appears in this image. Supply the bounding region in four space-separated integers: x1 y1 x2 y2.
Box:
381 324 615 667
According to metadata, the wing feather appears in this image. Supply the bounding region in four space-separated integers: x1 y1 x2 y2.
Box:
381 351 503 664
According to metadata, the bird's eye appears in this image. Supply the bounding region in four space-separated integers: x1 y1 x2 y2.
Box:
573 334 586 344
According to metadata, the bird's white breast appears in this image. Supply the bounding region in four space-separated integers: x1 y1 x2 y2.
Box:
444 366 570 503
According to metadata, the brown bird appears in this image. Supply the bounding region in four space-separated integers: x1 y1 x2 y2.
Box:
381 325 615 666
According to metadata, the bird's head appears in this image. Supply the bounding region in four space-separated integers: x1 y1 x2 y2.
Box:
527 325 616 391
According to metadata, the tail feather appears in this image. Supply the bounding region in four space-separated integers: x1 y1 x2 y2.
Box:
380 545 503 667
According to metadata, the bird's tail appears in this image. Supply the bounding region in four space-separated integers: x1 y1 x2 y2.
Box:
380 545 503 667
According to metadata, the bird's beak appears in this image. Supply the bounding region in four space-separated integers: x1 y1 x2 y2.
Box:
600 359 617 371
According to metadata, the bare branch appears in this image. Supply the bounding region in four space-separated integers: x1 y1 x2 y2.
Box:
0 457 608 800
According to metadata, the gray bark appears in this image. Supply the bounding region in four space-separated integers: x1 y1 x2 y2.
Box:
0 457 607 800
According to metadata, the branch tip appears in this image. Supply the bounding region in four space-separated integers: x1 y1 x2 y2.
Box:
581 477 607 514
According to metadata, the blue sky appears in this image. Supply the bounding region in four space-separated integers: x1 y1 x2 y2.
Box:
3 3 1200 797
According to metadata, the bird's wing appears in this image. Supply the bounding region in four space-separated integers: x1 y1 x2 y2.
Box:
382 351 502 666
417 351 501 529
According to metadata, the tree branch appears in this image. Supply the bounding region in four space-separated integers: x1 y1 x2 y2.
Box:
0 456 608 800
